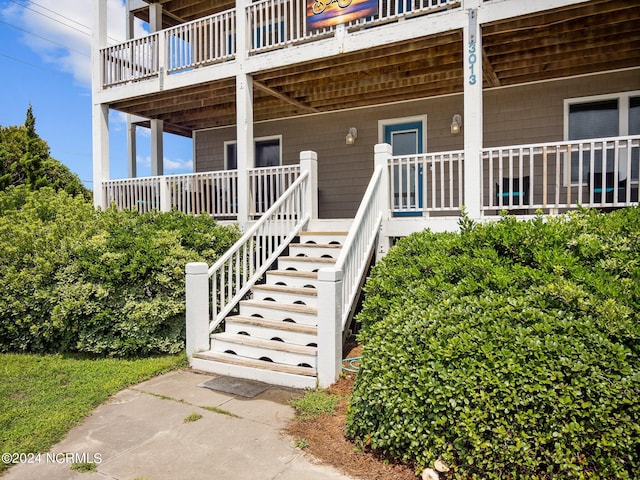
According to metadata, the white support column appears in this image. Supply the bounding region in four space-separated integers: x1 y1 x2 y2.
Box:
151 118 164 176
463 2 483 220
127 116 137 178
236 73 254 228
149 2 162 32
185 262 210 359
91 0 108 209
317 268 343 388
299 150 318 221
375 143 392 259
92 104 110 210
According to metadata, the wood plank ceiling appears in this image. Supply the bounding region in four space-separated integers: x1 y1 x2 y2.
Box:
115 0 640 137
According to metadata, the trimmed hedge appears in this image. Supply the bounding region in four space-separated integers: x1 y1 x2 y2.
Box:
347 208 640 479
0 186 239 356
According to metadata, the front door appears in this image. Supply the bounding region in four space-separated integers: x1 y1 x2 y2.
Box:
384 120 424 216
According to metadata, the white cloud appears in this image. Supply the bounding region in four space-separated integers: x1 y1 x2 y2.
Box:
1 0 147 87
137 155 193 175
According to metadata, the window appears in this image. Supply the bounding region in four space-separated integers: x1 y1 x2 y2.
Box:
225 137 281 169
568 100 618 183
566 92 640 184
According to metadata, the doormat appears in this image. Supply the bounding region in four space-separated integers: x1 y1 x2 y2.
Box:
200 376 269 398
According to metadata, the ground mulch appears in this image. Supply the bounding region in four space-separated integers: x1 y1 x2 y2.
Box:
285 343 420 480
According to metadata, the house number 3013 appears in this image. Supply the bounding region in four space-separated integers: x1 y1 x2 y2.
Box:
468 41 477 85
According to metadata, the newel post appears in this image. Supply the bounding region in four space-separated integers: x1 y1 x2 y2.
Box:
185 262 210 359
317 268 343 388
299 150 318 221
375 143 392 259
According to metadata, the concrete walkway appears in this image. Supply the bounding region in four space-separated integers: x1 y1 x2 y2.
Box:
3 370 355 480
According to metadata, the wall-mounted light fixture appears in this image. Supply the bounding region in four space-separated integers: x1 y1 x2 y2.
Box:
450 114 462 135
346 127 358 145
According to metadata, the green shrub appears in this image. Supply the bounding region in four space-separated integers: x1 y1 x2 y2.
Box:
0 187 239 356
347 208 640 479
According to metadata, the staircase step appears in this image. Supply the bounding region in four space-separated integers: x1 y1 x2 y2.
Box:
210 333 317 367
226 315 317 335
191 351 317 389
277 256 336 272
252 284 318 307
265 270 319 289
299 231 348 245
239 299 317 325
225 315 317 346
224 315 318 347
289 243 342 259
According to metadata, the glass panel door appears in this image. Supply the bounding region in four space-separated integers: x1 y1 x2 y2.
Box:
384 121 424 216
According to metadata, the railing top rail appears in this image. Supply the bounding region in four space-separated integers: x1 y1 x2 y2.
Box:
388 150 465 161
100 31 159 53
334 165 383 273
482 135 640 155
208 170 310 277
104 169 240 184
164 7 235 32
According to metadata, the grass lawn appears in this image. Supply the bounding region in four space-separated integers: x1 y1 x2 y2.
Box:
0 352 186 474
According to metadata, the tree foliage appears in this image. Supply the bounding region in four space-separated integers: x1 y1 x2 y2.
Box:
0 106 90 198
348 208 640 479
0 186 239 356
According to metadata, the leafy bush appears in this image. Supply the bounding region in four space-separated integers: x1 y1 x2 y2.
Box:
0 186 239 356
347 208 640 479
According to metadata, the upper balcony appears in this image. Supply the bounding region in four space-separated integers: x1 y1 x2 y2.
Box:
95 0 640 139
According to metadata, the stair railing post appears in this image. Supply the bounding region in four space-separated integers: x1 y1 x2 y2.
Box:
185 262 210 359
375 143 392 259
299 150 318 221
317 267 343 388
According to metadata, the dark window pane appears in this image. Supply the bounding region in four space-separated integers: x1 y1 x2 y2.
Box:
255 139 280 168
226 143 237 170
569 100 619 182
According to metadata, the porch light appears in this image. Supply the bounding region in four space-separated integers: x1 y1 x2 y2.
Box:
450 114 462 135
346 127 358 145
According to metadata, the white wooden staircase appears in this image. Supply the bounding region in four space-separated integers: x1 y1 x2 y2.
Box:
191 229 349 388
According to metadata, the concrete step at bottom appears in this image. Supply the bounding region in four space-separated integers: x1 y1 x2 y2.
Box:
191 351 317 389
210 332 317 368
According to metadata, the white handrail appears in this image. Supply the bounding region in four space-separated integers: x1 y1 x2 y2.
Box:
334 165 384 329
208 170 311 331
482 135 640 211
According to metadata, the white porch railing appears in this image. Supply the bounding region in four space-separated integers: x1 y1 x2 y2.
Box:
102 34 159 87
482 136 640 212
248 0 460 53
102 165 303 219
164 171 239 217
388 151 464 215
103 176 163 213
166 10 236 74
101 0 460 85
207 157 315 331
249 165 301 217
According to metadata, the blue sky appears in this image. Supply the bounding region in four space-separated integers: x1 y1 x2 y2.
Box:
0 0 193 190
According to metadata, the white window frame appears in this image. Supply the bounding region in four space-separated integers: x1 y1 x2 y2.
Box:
378 115 428 152
224 135 283 170
564 91 640 185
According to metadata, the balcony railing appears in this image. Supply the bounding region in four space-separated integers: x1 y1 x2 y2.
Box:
103 165 299 219
482 136 640 212
101 0 460 87
388 151 464 215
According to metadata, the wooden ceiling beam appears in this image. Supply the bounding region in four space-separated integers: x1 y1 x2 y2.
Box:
252 80 319 114
482 47 500 88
